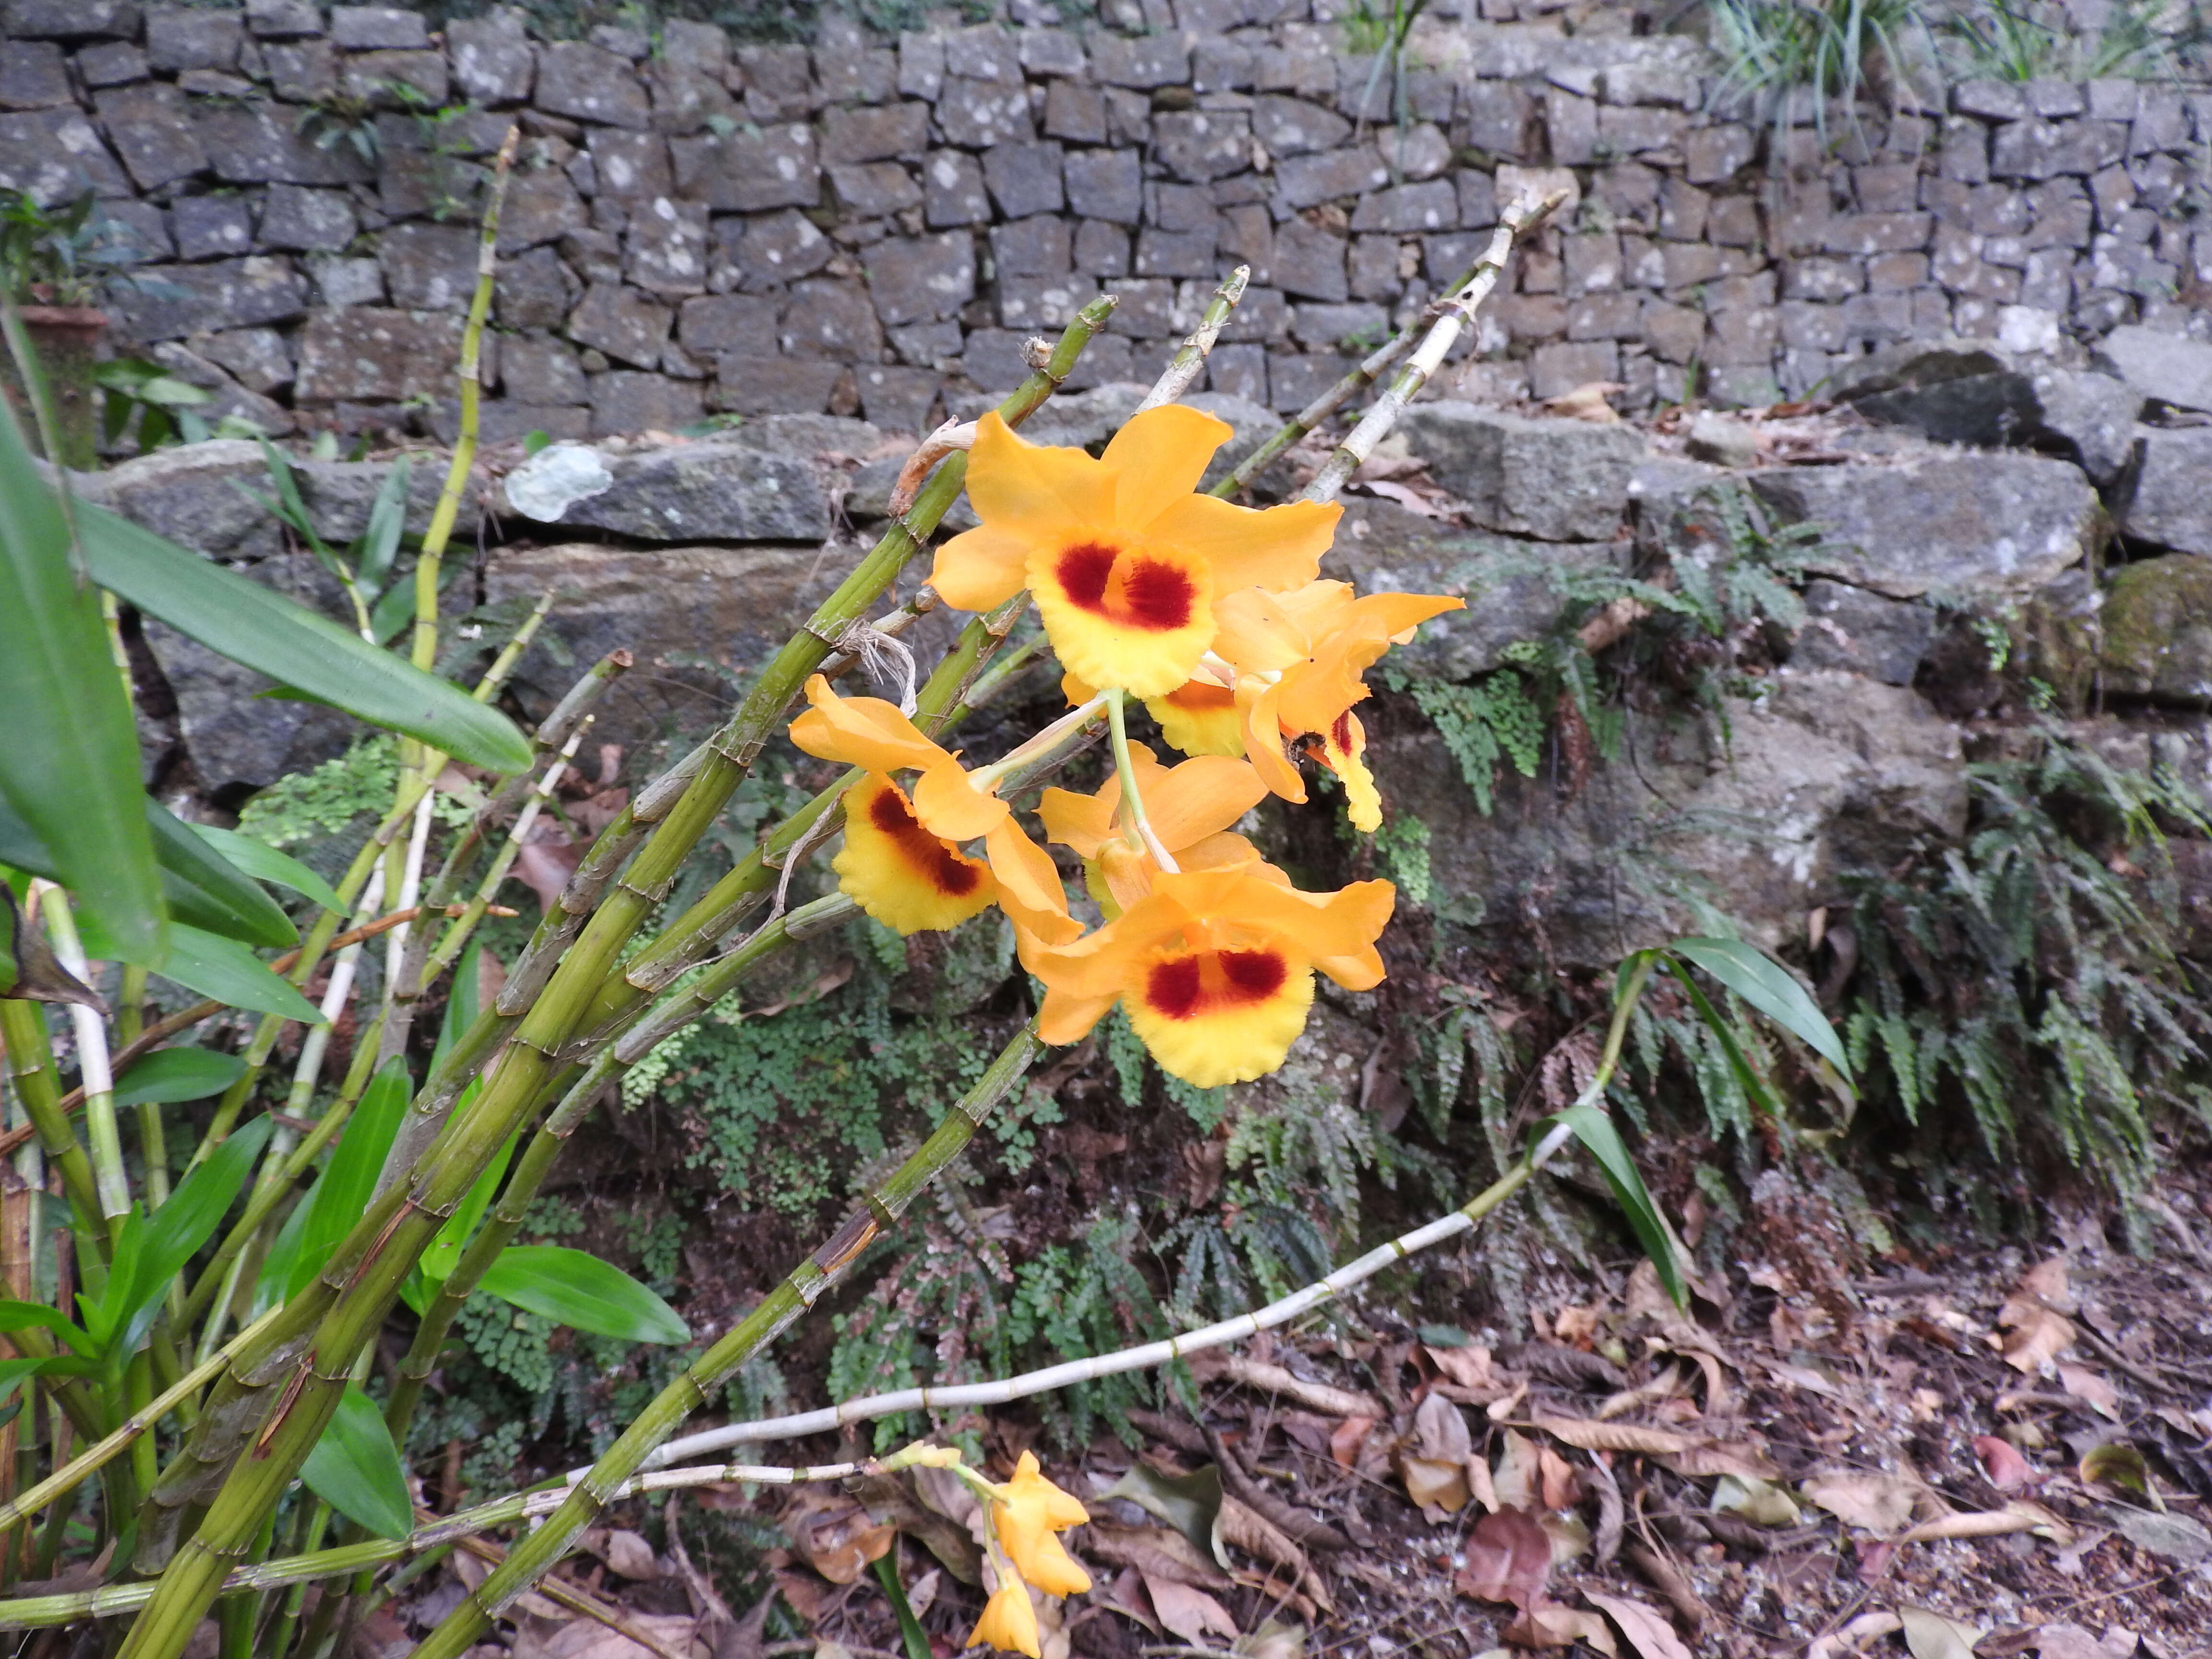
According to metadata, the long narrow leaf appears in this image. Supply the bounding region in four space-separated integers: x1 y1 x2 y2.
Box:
0 355 163 959
479 1246 691 1344
114 1114 276 1353
0 793 293 948
1669 937 1853 1083
152 925 325 1024
1660 955 1787 1121
76 502 533 773
113 1047 249 1106
1548 1103 1687 1307
356 454 411 594
287 1061 410 1299
190 824 345 915
301 1385 413 1541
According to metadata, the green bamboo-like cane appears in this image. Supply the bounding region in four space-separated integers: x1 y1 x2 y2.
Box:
411 1027 1045 1659
0 1000 105 1246
114 302 1114 1659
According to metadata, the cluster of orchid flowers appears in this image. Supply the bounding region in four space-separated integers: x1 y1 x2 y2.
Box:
791 404 1460 1091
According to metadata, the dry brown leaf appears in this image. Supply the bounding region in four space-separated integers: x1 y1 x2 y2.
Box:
1103 1568 1162 1636
1805 1611 1904 1659
1467 1452 1500 1514
2015 1255 2073 1309
516 1615 701 1659
1492 1428 1544 1512
1414 1390 1473 1461
2000 1306 2076 1372
1399 1456 1470 1517
1899 1501 2072 1545
1429 1345 1494 1389
1219 1498 1331 1615
1532 1417 1690 1458
1328 1415 1374 1469
1901 1607 1986 1659
1802 1471 1922 1536
1597 1364 1684 1421
1143 1577 1240 1647
1505 1605 1619 1652
2057 1364 2120 1418
1586 1592 1695 1659
1661 1443 1783 1480
1081 1522 1234 1591
1457 1507 1552 1611
1974 1436 2038 1491
1552 1305 1602 1345
602 1530 660 1581
784 1493 892 1586
1485 1379 1529 1421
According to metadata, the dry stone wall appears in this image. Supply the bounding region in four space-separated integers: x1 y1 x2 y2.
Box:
3 0 2209 441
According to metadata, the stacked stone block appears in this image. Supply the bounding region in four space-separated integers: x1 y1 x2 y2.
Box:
0 0 2206 439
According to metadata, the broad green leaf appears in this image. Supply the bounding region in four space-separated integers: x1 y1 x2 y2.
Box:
287 1061 410 1298
0 1300 94 1354
0 361 163 961
111 1114 275 1353
250 1189 310 1321
145 800 296 948
478 1246 690 1344
356 455 410 593
76 502 533 774
301 1385 413 1541
0 1356 55 1406
190 824 344 916
1668 937 1853 1084
1549 1102 1687 1308
0 793 294 949
1098 1461 1226 1567
1659 958 1785 1122
113 1047 248 1106
152 926 324 1024
420 1094 508 1284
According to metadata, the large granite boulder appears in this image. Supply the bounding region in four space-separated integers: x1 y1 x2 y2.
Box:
1395 402 1645 543
1379 670 1966 966
2100 555 2212 705
2098 324 2212 415
2122 428 2212 556
1830 340 2143 483
481 541 846 747
1746 450 2101 598
498 439 831 542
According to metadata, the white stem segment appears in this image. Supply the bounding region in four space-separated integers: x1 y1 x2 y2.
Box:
623 1115 1587 1472
385 791 436 992
1137 265 1250 413
35 885 125 1222
1304 187 1570 505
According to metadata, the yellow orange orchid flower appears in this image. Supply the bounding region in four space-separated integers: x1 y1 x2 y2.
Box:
969 1575 1041 1658
831 775 995 936
1066 667 1244 760
989 1452 1092 1597
1038 743 1265 914
1213 581 1462 833
1021 866 1395 1087
790 676 1077 943
929 406 1342 698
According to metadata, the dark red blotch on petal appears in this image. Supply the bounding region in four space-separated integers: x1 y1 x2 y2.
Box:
870 785 983 896
1144 949 1288 1022
1057 543 1117 610
1053 542 1196 632
1122 559 1196 631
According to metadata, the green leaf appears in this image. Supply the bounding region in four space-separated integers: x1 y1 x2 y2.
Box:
1548 1102 1687 1308
1097 1462 1226 1567
0 793 295 949
287 1061 409 1299
0 1300 94 1353
151 925 324 1024
189 824 344 916
478 1246 690 1344
1659 957 1785 1122
110 1114 274 1353
112 1047 248 1106
301 1385 413 1541
75 502 533 774
355 454 410 594
1668 937 1853 1084
145 799 296 948
0 354 163 962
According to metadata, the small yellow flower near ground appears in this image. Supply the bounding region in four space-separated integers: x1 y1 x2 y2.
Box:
931 406 1341 698
969 1575 1041 1658
990 1451 1093 1597
1020 867 1395 1087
